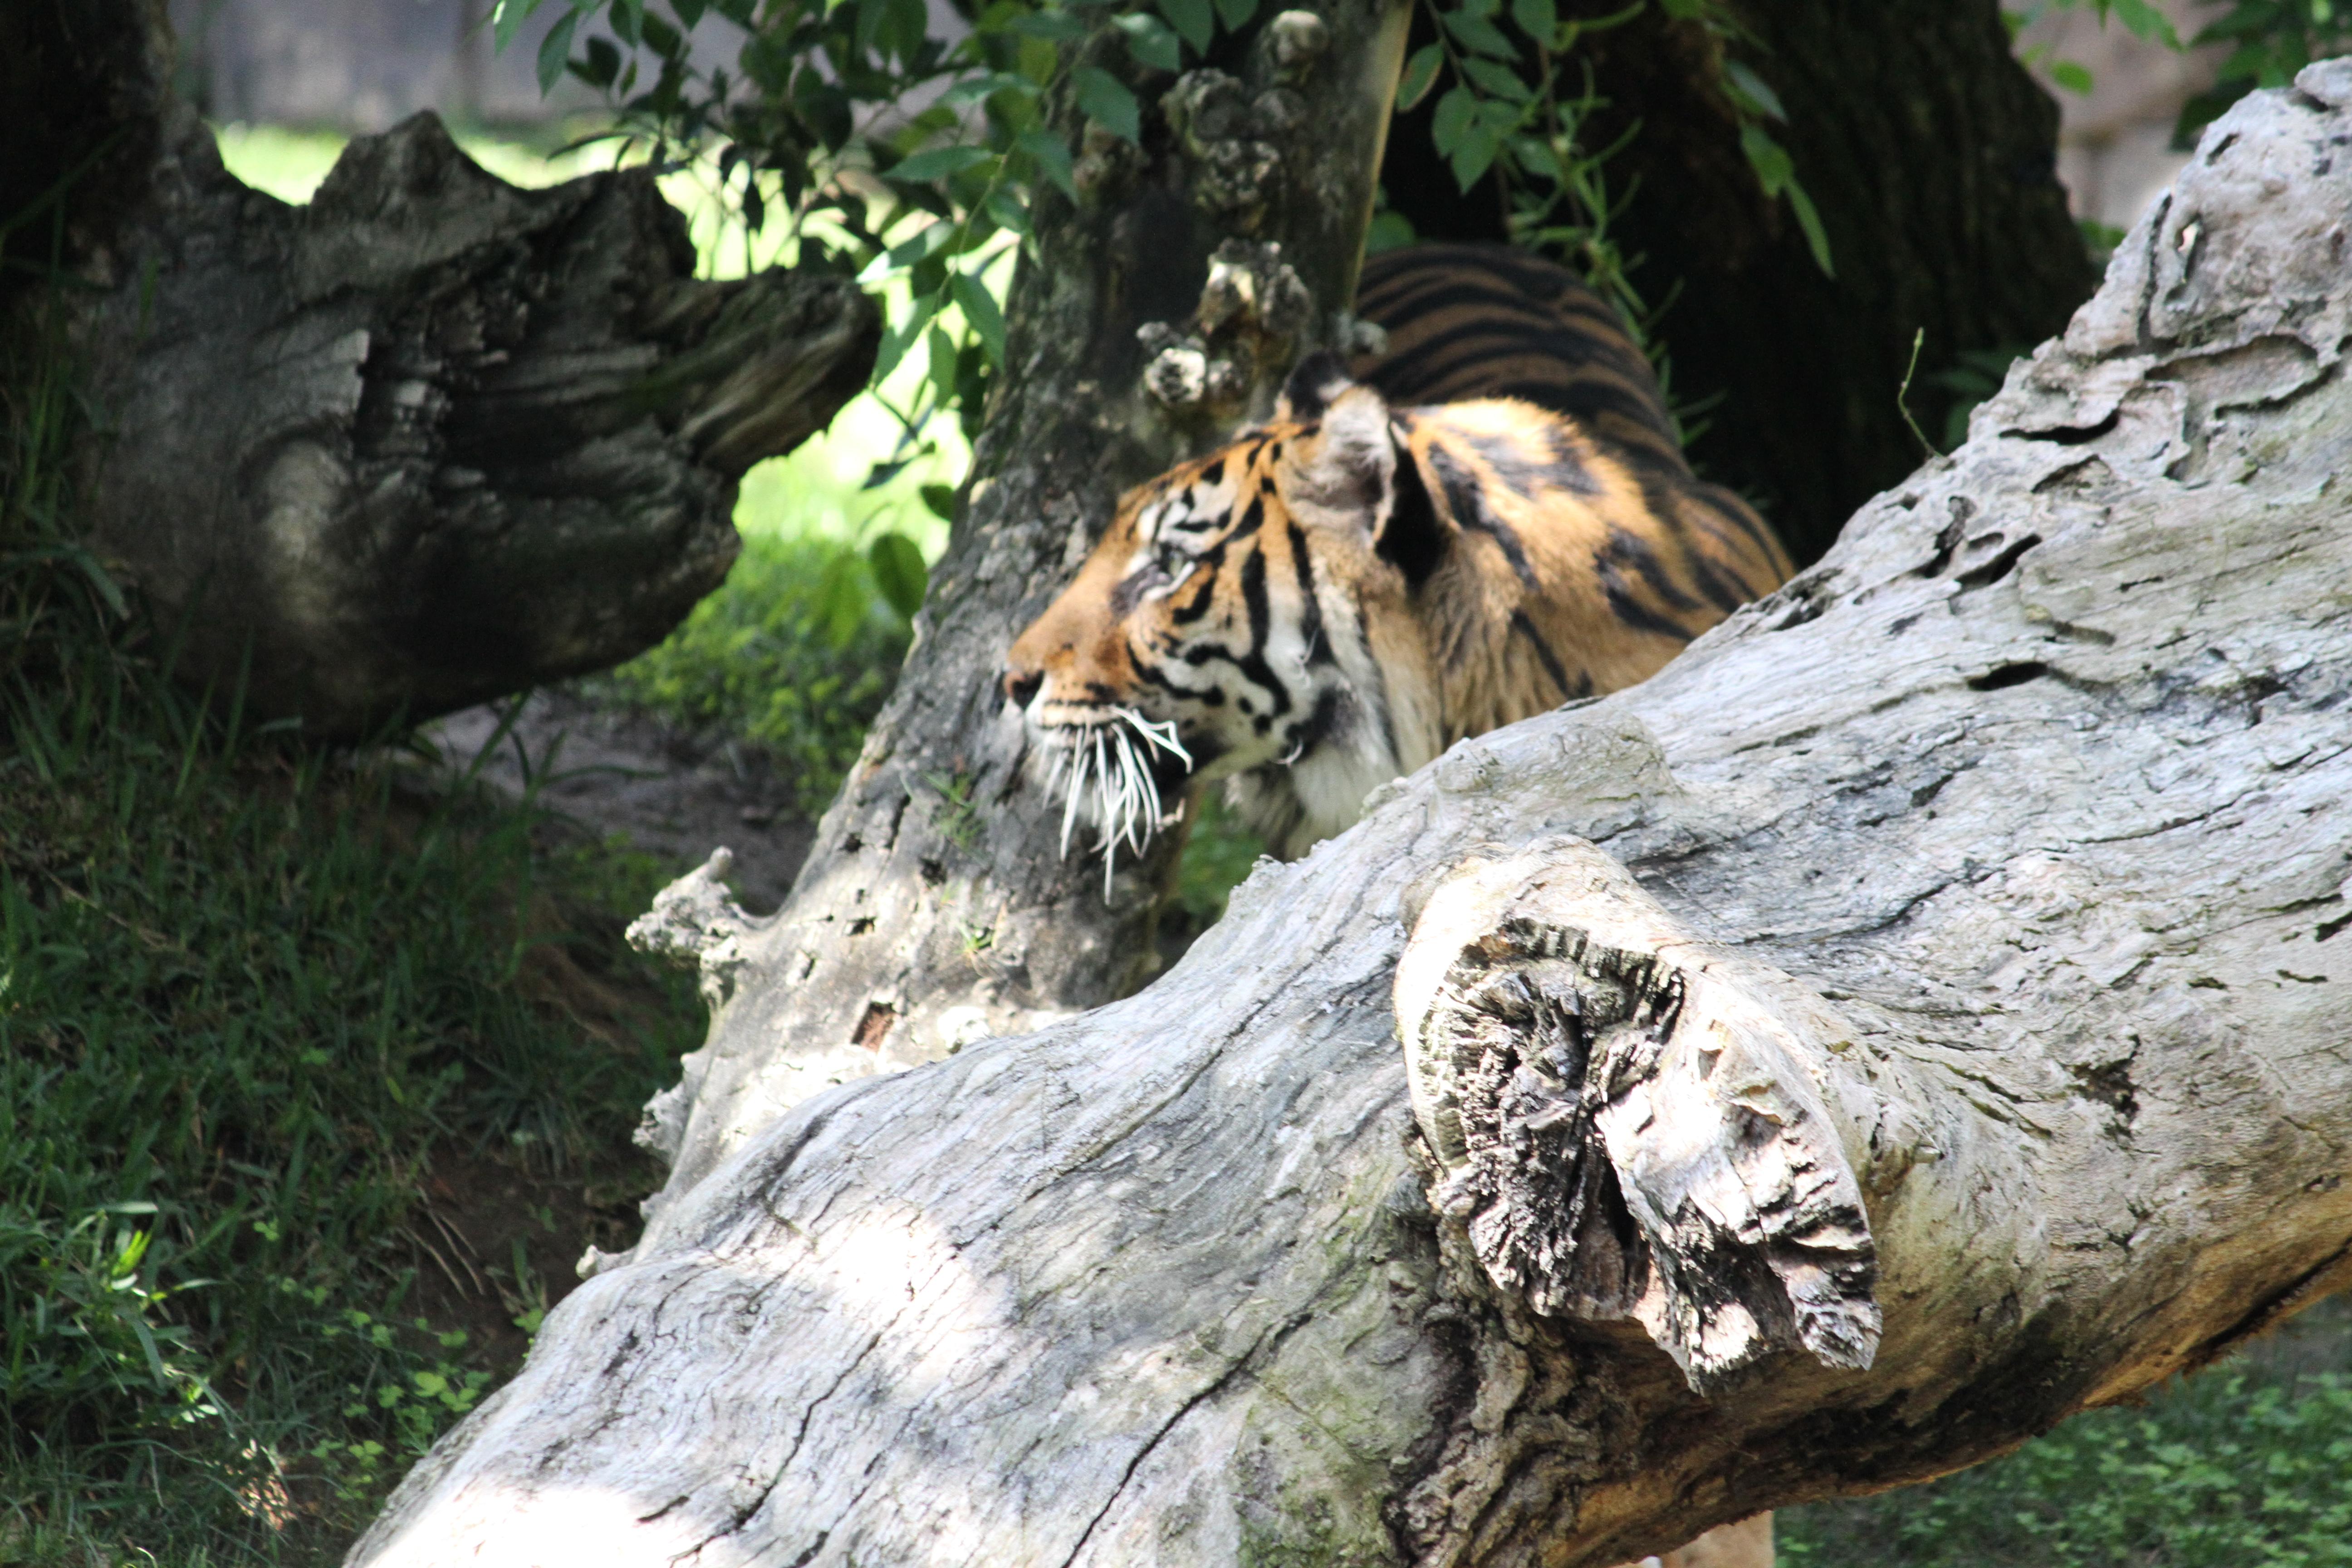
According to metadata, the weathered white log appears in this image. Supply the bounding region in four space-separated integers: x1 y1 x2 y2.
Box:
349 65 2352 1568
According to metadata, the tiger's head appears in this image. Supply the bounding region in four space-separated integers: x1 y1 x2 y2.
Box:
1004 359 1445 864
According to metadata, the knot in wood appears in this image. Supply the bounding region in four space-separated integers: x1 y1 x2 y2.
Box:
1396 838 1881 1396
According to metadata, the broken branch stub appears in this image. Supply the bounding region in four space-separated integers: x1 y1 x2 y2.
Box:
1397 840 1880 1395
79 109 878 735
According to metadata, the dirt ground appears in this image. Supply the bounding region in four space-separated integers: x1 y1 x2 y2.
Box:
428 691 818 912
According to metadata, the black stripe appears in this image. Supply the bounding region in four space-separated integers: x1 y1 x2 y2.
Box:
1604 526 1705 615
1168 548 1222 624
1428 444 1538 589
1688 482 1788 575
1379 438 1448 588
1598 568 1698 643
1132 660 1225 704
1286 522 1330 666
1467 428 1597 498
1510 609 1583 701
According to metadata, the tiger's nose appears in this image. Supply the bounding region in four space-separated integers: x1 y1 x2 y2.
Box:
1003 666 1044 710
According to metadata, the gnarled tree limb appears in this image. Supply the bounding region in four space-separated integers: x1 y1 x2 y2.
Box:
351 63 2352 1568
30 0 878 734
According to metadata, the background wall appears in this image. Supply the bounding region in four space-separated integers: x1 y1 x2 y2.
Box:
2014 0 2226 234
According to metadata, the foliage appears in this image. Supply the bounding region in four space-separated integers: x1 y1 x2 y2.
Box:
1174 787 1266 930
1 240 701 1563
1401 0 1832 293
1782 1357 2352 1568
497 0 1831 422
583 528 917 814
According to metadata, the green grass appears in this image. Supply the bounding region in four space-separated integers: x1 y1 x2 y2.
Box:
1782 1327 2352 1568
2 232 702 1562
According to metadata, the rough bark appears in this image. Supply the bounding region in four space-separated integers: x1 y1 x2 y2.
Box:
627 0 1415 1207
11 0 878 735
1381 0 2101 567
354 68 2352 1568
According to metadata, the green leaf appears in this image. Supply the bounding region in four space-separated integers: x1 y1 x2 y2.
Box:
671 0 706 24
929 323 960 406
1782 178 1835 278
2109 0 2184 48
1006 9 1088 39
889 144 995 183
1365 208 1416 253
1396 43 1445 113
920 483 959 519
1510 133 1561 182
942 70 1041 108
1073 66 1142 142
1117 12 1185 71
1510 0 1555 44
1460 55 1532 101
985 189 1031 235
1158 0 1215 54
578 35 622 86
1723 59 1786 122
871 296 940 387
2050 59 2095 94
491 0 548 54
1441 6 1517 58
951 270 1007 368
816 551 872 649
610 0 645 45
1018 127 1078 199
1740 121 1792 196
1429 85 1476 155
1449 116 1506 191
868 532 930 618
1212 0 1259 31
536 10 579 93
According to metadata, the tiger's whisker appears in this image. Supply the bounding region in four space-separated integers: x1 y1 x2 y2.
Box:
1035 708 1196 896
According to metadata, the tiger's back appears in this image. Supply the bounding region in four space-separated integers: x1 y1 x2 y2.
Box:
1354 241 1686 471
1003 245 1793 861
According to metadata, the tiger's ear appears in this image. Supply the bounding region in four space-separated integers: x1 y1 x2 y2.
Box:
1276 349 1355 421
1282 381 1397 520
1281 382 1449 588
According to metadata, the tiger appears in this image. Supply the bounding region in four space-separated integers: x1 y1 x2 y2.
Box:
1001 242 1793 865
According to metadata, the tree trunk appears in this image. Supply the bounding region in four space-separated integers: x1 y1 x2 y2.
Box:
1380 0 2101 567
1582 0 2103 564
627 0 1415 1207
353 67 2352 1568
9 0 877 736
